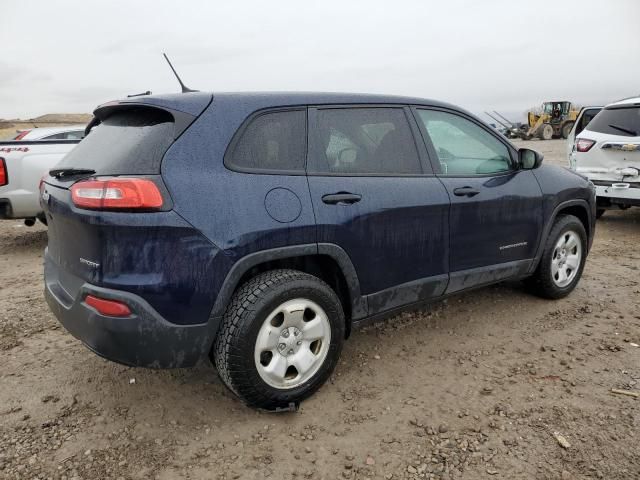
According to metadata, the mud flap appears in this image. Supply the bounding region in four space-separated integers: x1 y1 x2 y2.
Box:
260 401 300 414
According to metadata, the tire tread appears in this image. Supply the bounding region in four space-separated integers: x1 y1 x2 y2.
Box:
213 269 344 409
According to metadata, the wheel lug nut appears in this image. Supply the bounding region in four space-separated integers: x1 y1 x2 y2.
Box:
288 349 294 354
282 330 289 338
297 341 302 345
278 343 286 351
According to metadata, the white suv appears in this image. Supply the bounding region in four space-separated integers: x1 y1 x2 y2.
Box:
570 96 640 218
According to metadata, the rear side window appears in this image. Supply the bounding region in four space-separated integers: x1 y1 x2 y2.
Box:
42 133 67 140
54 108 174 175
227 110 306 173
587 106 640 137
576 108 601 135
42 131 83 140
310 108 421 175
64 131 85 140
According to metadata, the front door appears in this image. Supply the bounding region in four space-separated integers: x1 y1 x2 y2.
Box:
306 106 450 315
413 108 543 293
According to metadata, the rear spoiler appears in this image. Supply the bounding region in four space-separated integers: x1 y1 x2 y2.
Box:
86 92 213 139
85 103 202 140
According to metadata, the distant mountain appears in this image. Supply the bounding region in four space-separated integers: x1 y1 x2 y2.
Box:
0 113 91 123
30 113 92 123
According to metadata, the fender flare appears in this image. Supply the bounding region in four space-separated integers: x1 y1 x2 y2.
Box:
206 243 366 336
529 198 593 274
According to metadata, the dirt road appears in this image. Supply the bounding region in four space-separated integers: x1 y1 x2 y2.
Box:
1 139 639 480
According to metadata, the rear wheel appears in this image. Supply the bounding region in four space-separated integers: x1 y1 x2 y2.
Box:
561 121 574 139
213 269 345 409
527 215 587 299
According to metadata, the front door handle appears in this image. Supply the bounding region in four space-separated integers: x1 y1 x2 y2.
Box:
453 186 480 197
321 192 362 205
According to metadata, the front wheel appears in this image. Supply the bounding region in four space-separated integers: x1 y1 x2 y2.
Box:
539 124 554 140
213 269 345 409
527 215 587 299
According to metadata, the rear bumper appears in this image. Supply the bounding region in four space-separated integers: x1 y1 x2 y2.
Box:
44 254 217 368
595 184 640 207
0 189 41 218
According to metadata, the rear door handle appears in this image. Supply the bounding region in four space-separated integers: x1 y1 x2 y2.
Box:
321 192 362 205
453 186 480 197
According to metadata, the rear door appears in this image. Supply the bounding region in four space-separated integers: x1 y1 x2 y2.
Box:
413 107 543 293
306 106 450 315
43 106 180 276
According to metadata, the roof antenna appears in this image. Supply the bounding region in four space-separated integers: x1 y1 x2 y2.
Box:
163 53 198 93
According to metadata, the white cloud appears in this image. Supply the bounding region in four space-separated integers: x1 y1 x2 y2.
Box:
1 0 638 120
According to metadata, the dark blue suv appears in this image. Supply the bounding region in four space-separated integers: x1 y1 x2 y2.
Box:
42 92 595 409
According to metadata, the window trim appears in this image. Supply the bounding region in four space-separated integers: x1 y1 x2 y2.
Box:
410 106 518 178
223 107 308 176
307 104 433 177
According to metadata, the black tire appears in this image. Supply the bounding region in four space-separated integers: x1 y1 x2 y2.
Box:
539 124 554 140
561 121 574 139
527 214 587 299
213 269 345 409
596 209 606 219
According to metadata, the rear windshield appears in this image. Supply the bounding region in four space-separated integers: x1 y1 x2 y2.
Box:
54 107 175 174
586 106 640 137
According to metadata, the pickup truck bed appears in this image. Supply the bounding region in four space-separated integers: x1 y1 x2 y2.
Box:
0 139 80 222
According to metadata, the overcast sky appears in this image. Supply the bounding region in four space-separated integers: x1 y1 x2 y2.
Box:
1 0 638 122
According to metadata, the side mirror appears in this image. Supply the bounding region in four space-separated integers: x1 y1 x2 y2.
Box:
519 148 543 169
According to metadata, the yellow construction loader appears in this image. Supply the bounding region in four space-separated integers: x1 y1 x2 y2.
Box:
524 101 579 140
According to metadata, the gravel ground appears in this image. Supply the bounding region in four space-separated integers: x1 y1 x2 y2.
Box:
1 139 639 480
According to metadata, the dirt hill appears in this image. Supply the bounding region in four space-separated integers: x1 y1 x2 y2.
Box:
0 113 91 140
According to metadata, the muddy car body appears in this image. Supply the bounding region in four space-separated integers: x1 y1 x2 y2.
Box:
42 92 596 408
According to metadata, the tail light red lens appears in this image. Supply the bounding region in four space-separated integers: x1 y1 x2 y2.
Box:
576 138 596 153
0 157 6 187
70 178 163 210
85 295 132 317
14 130 30 140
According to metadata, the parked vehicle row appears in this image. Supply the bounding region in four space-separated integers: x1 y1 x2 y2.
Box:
568 96 640 217
0 127 85 223
41 92 596 409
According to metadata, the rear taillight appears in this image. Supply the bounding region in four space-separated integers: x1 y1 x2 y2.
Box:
85 295 132 317
70 178 163 210
0 157 7 187
576 138 596 153
14 130 30 140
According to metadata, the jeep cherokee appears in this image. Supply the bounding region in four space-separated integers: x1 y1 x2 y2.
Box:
41 92 596 409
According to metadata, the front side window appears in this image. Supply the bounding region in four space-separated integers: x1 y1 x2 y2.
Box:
228 110 306 172
311 108 422 175
416 109 512 176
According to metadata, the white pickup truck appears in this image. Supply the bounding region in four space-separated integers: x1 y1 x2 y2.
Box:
0 132 83 225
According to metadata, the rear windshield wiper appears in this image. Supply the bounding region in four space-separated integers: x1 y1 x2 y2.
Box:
608 124 638 136
49 167 96 179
